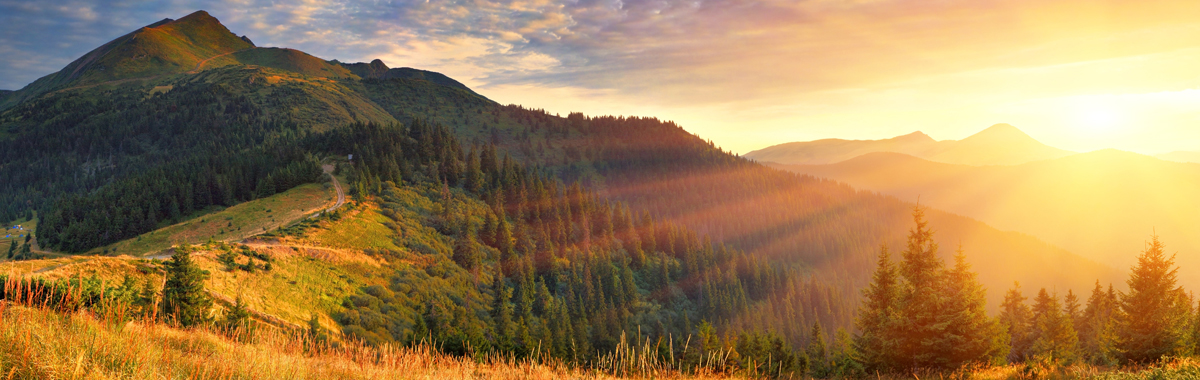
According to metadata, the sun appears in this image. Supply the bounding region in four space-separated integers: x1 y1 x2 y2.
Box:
1074 105 1124 136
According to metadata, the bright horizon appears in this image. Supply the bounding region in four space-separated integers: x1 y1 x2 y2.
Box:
3 0 1200 155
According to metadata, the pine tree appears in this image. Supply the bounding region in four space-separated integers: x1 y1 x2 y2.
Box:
492 266 514 350
807 322 829 378
831 328 864 377
465 148 484 194
452 223 481 271
136 278 159 318
1064 290 1083 333
224 295 252 337
1119 235 1188 363
999 282 1034 363
938 245 1003 367
895 206 945 368
1029 289 1079 363
854 245 899 371
161 248 212 326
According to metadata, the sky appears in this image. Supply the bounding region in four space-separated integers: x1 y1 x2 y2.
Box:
1 0 1199 155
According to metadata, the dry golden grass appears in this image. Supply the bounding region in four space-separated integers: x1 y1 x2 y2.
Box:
0 303 743 380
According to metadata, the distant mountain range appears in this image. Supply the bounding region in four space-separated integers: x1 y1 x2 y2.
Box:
773 148 1200 290
1157 151 1200 164
745 123 1075 166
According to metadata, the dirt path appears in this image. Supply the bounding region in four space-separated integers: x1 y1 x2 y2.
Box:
145 166 343 261
322 164 345 213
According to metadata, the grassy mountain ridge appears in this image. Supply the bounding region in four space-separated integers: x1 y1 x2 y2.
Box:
337 59 479 95
0 10 254 110
745 123 1075 166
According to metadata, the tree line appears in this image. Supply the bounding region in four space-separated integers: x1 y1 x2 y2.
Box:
854 209 1197 374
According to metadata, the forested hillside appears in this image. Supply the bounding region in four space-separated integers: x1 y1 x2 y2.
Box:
359 85 1118 311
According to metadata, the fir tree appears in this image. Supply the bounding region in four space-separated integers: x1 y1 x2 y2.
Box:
224 295 252 338
1079 282 1121 365
452 223 481 272
999 282 1034 363
854 245 898 371
895 206 945 368
161 248 212 326
831 328 864 377
1119 235 1188 363
492 266 514 350
938 245 1003 367
807 322 829 378
1030 289 1079 363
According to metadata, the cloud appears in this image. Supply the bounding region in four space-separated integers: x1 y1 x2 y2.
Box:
2 0 1200 154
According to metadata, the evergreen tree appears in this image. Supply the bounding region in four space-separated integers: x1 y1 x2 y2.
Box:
136 278 159 318
224 295 252 337
831 328 864 377
5 240 13 259
492 266 514 350
895 206 945 368
1119 235 1188 363
1029 289 1079 363
854 245 898 371
1064 290 1083 334
939 245 1003 367
807 322 829 378
160 248 212 327
1079 282 1121 365
465 148 484 194
452 223 481 271
999 282 1034 363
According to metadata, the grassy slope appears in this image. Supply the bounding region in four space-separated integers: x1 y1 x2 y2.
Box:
92 182 334 257
0 177 472 330
232 48 357 79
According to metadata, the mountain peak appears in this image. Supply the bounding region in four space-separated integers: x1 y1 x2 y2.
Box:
965 123 1032 141
177 10 217 23
892 131 935 143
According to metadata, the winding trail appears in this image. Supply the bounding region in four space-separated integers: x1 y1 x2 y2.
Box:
322 164 345 213
145 164 344 261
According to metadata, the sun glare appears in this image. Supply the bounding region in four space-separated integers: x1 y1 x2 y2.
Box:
1074 105 1124 136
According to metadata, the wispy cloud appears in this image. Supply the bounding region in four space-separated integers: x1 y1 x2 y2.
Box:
2 0 1199 153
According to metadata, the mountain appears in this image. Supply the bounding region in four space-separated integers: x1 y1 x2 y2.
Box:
0 11 254 109
1158 150 1200 164
774 149 1200 289
0 9 1122 358
336 59 478 94
744 123 1075 166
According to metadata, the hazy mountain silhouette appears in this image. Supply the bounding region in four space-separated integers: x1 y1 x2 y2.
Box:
1157 151 1200 164
746 123 1074 166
